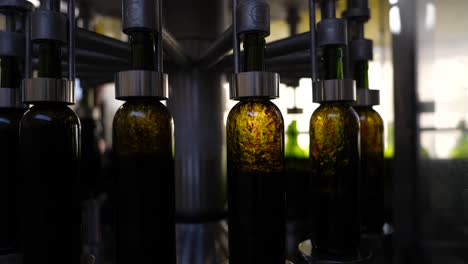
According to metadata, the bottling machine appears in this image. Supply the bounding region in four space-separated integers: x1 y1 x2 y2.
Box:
0 0 466 263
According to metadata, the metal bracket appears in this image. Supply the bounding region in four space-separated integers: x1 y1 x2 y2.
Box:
230 71 279 100
236 0 270 36
312 79 356 103
350 38 373 61
31 10 67 43
115 70 168 100
122 0 159 33
0 32 25 57
317 18 348 47
22 78 75 104
354 88 379 106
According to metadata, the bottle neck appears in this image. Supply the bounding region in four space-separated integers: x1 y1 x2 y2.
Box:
243 33 266 72
130 31 156 71
37 41 62 79
354 61 369 89
322 46 343 80
0 56 21 88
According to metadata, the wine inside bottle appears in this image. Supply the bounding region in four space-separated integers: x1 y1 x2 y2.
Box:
353 59 384 233
227 32 286 264
309 43 361 258
113 31 176 264
113 100 175 264
309 102 361 257
0 56 24 254
20 103 81 264
19 27 81 264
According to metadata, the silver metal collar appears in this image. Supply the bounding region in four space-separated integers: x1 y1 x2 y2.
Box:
115 70 168 100
230 71 280 100
355 89 380 106
22 78 75 104
313 79 356 103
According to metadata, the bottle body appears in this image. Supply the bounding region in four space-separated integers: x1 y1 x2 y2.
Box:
0 108 25 254
309 102 361 257
227 98 285 264
113 99 175 264
354 106 384 234
19 103 81 264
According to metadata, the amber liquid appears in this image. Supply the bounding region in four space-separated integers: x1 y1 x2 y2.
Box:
19 105 81 264
228 170 285 264
115 153 175 264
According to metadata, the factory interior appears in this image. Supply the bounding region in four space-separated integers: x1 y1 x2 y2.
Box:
0 0 466 263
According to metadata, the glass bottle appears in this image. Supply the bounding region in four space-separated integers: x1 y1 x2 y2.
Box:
227 32 285 264
309 46 361 258
113 31 175 264
19 40 81 264
0 56 25 254
285 120 306 158
353 61 384 234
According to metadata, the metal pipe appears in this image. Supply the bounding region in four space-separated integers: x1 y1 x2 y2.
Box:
211 32 311 71
25 12 31 78
321 0 336 19
232 0 239 73
74 49 129 65
68 0 75 81
76 28 130 58
267 51 310 67
41 0 60 11
196 26 233 69
287 6 300 36
162 28 192 67
309 0 317 81
157 0 163 72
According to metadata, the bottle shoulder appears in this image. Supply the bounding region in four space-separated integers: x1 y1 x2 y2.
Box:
0 108 24 129
22 104 80 126
114 100 172 123
228 98 283 123
312 102 359 122
354 106 384 127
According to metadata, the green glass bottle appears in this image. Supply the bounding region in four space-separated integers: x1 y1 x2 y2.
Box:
113 31 175 264
227 32 285 264
353 61 384 234
0 56 25 254
19 39 81 264
309 45 361 257
285 120 307 158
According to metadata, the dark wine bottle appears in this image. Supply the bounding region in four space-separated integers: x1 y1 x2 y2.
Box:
227 32 286 264
309 44 361 258
19 36 81 264
353 61 384 234
113 31 175 264
0 56 25 255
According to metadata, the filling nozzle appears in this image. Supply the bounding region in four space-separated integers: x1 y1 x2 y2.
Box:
321 0 337 19
230 0 279 100
22 0 77 104
40 0 60 12
115 0 168 100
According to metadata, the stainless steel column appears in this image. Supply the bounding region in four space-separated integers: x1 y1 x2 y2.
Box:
165 1 229 263
165 0 227 222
